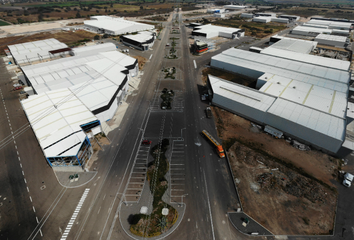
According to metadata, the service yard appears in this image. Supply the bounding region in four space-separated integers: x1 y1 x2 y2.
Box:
202 66 341 235
213 106 339 235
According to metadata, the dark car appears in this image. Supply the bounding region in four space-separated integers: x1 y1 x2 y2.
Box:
142 140 152 145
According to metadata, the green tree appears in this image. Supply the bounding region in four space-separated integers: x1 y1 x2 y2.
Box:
94 35 100 40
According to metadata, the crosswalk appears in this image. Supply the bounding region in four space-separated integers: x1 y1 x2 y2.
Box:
169 140 186 204
60 188 90 240
125 145 151 202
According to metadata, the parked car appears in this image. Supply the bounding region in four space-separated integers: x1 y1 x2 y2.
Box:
20 91 26 94
14 86 23 90
142 140 152 145
343 172 354 187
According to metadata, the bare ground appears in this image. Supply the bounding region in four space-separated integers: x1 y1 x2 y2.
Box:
212 107 339 235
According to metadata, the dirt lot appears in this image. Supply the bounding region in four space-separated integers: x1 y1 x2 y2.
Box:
213 106 339 234
212 106 339 235
0 30 96 54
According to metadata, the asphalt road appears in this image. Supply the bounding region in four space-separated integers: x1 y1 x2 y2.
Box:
1 11 353 240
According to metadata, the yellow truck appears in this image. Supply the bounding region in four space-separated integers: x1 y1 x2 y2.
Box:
201 130 225 158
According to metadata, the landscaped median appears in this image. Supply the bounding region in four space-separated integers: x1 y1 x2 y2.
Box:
129 139 178 237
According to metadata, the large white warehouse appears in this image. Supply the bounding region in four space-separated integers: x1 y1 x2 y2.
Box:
14 40 139 169
7 38 70 65
191 24 244 39
314 34 348 48
120 31 155 51
209 75 346 153
210 48 351 153
84 16 154 35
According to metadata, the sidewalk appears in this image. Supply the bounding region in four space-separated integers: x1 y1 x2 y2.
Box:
228 212 274 236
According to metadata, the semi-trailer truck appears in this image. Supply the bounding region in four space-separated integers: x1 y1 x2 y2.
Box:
201 130 225 158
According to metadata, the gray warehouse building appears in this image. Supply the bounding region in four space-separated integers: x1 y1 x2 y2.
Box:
209 46 351 154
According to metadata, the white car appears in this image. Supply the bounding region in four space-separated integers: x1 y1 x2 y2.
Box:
343 172 354 187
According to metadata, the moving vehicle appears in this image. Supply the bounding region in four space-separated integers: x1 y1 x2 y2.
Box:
142 140 152 145
205 107 212 118
343 172 354 187
201 130 225 158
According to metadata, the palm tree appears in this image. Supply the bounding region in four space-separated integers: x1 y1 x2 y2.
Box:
156 216 168 231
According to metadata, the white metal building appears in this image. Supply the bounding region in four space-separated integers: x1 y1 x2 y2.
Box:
291 25 350 37
21 44 138 124
240 13 253 18
84 16 154 35
252 17 271 23
192 24 244 39
260 48 350 71
21 88 99 168
278 15 300 21
271 18 289 23
224 5 246 10
211 48 350 92
8 38 69 65
120 31 155 51
267 36 317 54
307 19 353 30
208 75 346 153
72 42 116 57
314 34 348 48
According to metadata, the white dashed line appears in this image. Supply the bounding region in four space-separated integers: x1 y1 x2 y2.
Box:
27 187 29 192
24 178 26 183
36 216 39 223
33 206 36 213
22 171 25 175
30 196 32 202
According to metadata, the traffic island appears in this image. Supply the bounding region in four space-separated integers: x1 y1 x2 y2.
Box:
160 88 174 110
129 139 178 237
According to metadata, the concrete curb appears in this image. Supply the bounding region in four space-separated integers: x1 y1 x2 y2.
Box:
224 150 243 210
53 171 97 189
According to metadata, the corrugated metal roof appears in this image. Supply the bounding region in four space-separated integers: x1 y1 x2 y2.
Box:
21 88 97 158
315 33 347 42
209 75 276 112
212 48 350 92
122 31 154 43
84 16 154 34
258 74 347 118
193 24 241 36
260 47 350 71
22 49 132 94
268 37 317 54
8 38 68 64
292 26 333 34
308 19 352 30
267 98 345 141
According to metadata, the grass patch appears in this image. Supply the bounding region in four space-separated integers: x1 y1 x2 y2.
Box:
0 20 10 26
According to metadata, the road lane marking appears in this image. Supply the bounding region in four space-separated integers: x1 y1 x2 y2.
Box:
149 54 153 60
60 189 90 240
33 206 36 213
27 187 30 192
193 60 197 69
30 196 32 202
36 217 39 223
203 171 216 240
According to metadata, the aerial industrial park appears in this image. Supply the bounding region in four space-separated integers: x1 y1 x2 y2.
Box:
0 0 354 239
